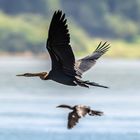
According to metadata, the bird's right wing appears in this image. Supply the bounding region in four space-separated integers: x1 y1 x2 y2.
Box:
46 10 76 76
68 111 81 129
75 42 110 76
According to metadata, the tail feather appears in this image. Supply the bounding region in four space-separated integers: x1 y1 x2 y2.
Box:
75 80 89 88
89 110 104 116
75 79 108 88
84 81 109 88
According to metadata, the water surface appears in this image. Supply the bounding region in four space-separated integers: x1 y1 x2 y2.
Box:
0 57 140 140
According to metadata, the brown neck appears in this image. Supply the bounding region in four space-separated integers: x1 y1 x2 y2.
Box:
17 72 48 80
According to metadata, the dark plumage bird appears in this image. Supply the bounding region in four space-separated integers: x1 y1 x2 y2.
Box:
57 104 103 129
17 10 110 88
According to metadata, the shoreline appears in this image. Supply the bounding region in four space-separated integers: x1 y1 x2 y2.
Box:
0 51 140 60
0 52 48 59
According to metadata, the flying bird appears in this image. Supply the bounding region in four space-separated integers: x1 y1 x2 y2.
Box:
57 104 103 129
17 10 110 88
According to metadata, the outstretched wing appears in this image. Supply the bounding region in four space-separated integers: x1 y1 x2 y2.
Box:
68 111 81 129
75 41 110 76
47 10 76 76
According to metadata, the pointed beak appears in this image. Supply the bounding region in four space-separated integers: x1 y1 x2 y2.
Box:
16 74 25 76
16 73 30 77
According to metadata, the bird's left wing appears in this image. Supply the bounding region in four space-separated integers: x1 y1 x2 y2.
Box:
68 111 81 129
47 10 76 76
75 41 110 76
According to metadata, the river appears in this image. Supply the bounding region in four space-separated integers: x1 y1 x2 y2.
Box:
0 57 140 140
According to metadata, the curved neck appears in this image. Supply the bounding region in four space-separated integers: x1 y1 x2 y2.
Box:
57 105 73 110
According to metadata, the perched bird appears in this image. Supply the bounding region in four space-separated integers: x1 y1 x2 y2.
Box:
57 104 103 129
17 10 110 88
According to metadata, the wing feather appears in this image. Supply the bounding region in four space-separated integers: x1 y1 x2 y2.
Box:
47 10 76 76
75 41 110 75
68 111 80 129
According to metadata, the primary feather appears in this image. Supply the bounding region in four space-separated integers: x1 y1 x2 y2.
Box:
75 41 110 76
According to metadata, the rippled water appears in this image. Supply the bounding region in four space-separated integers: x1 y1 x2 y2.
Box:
0 57 140 140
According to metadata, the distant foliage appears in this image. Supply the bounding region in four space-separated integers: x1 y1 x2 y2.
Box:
61 0 140 40
0 0 140 40
0 13 46 53
0 0 140 55
0 0 48 15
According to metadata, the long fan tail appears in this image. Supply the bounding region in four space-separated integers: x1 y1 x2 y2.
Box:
84 81 109 88
75 80 89 88
75 79 108 88
89 110 104 116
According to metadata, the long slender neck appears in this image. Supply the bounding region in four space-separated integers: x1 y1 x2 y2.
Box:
57 105 74 110
17 72 48 80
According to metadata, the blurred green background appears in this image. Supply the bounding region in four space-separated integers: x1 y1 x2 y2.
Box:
0 0 140 58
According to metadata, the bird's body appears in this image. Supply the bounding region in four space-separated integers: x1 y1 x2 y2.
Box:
57 104 103 129
47 70 76 86
17 10 110 88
